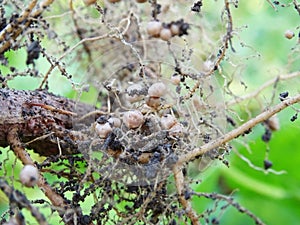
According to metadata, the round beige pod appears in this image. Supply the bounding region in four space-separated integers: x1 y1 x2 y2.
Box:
148 82 166 97
161 114 177 130
126 83 145 103
147 21 162 36
146 96 161 108
19 165 39 187
108 117 122 128
159 28 172 41
170 24 180 36
168 123 184 137
95 122 113 138
284 30 295 39
123 110 144 128
171 74 181 85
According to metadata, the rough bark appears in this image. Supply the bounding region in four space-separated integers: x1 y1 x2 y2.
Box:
0 88 96 156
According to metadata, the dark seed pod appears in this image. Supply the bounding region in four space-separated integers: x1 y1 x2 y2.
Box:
264 159 273 170
290 114 298 122
191 1 203 12
262 129 272 142
184 189 192 200
279 91 288 100
26 41 41 65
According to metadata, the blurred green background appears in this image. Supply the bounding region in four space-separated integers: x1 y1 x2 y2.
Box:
0 0 299 224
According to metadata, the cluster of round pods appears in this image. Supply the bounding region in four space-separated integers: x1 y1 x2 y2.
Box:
94 111 184 145
124 81 168 109
95 81 185 140
146 19 190 41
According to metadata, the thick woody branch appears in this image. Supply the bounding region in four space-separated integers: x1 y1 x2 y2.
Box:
0 88 95 156
0 0 38 42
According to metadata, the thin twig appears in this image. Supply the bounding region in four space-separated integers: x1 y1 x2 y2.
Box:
178 93 300 164
194 192 265 225
183 0 234 100
227 71 300 106
39 33 110 89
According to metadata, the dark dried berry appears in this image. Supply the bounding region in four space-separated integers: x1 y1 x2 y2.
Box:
243 128 252 135
191 1 203 12
262 129 272 142
184 190 192 200
291 114 298 122
179 22 190 36
226 116 236 127
96 115 107 124
26 41 41 65
279 91 288 100
273 1 280 5
264 159 273 170
211 217 220 225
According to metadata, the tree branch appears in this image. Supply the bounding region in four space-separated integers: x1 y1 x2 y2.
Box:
178 93 300 165
0 88 95 156
173 166 200 225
